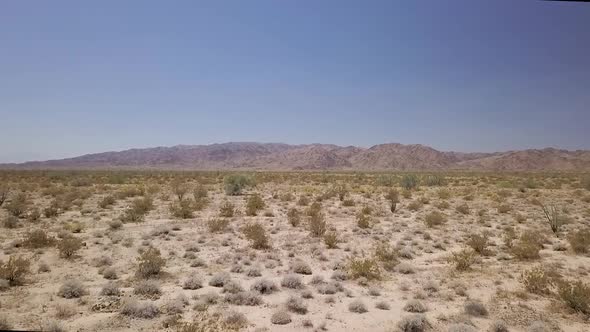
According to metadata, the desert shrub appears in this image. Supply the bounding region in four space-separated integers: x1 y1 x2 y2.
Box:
404 299 427 313
309 211 327 237
407 200 423 211
557 280 590 315
3 216 19 229
207 218 230 233
182 274 203 290
5 192 29 217
356 211 372 229
134 280 161 298
490 320 509 332
98 195 116 209
324 232 339 249
27 208 41 222
307 201 322 216
376 301 390 310
219 201 235 217
448 248 476 271
464 300 488 316
401 174 419 190
497 204 512 214
209 272 231 287
224 175 252 196
222 280 244 294
373 241 399 271
397 314 431 332
466 233 489 255
448 323 477 332
521 266 556 295
242 222 270 249
567 228 590 254
297 195 310 206
511 230 543 260
224 291 262 306
57 280 86 298
385 188 400 212
0 255 30 286
348 299 368 313
120 206 145 223
281 274 304 289
44 204 60 218
57 236 83 258
292 260 312 275
169 199 195 219
250 278 277 294
245 193 265 216
541 204 566 233
286 295 308 314
287 208 301 227
136 247 166 279
342 198 355 207
424 211 446 227
171 179 190 201
0 186 9 207
347 256 381 280
100 282 121 296
424 174 445 187
193 183 208 199
177 311 244 331
120 300 159 319
102 267 118 280
455 203 470 215
270 310 291 325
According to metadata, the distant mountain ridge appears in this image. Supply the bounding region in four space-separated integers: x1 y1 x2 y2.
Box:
2 142 590 171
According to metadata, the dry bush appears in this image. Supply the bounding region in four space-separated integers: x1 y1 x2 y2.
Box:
401 174 419 190
171 179 190 201
5 192 29 217
245 193 265 216
397 314 430 332
466 233 490 255
287 208 301 227
57 280 86 298
309 211 327 237
224 175 252 196
0 186 9 207
3 216 19 229
292 260 312 275
281 274 304 289
347 256 381 281
134 280 162 298
497 204 512 214
169 199 195 219
178 310 245 331
407 200 423 211
207 218 230 233
57 236 83 258
521 266 557 295
219 201 235 217
348 299 368 313
424 211 446 227
323 232 339 249
242 222 270 249
0 255 30 286
464 300 488 316
100 282 121 296
385 188 400 212
567 228 590 254
270 310 291 325
373 241 399 271
541 204 566 233
511 230 544 260
136 247 166 279
448 248 477 271
455 203 470 215
209 272 231 287
356 211 372 229
120 300 159 319
98 195 116 209
285 295 308 314
557 280 590 315
54 303 76 319
224 291 262 306
250 278 277 294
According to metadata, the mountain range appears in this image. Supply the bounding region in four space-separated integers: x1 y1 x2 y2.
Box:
2 142 590 171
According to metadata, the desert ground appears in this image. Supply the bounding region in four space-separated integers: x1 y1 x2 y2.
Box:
0 170 589 332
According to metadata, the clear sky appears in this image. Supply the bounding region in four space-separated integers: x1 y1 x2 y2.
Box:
1 1 589 162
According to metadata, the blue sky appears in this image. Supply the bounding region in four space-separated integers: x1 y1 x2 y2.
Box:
1 1 589 162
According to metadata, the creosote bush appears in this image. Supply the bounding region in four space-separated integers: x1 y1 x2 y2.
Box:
57 280 86 299
5 192 29 217
287 208 301 227
169 199 195 219
424 211 446 227
136 247 166 279
511 230 543 260
400 174 419 190
219 201 235 217
57 236 83 258
568 228 590 254
224 175 252 196
309 211 327 237
245 193 265 216
23 229 55 248
557 280 590 315
347 256 381 281
323 232 339 249
242 223 270 249
521 266 557 295
448 248 476 271
207 218 230 233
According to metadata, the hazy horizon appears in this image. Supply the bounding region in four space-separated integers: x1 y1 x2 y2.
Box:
2 1 589 163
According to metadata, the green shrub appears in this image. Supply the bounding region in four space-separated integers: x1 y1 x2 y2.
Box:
5 193 29 217
373 241 399 271
511 230 543 260
242 223 270 249
521 266 556 295
385 188 399 212
207 218 230 233
356 212 372 229
169 199 195 219
323 232 339 249
22 229 55 248
136 247 165 279
309 212 327 237
466 233 489 255
224 175 252 196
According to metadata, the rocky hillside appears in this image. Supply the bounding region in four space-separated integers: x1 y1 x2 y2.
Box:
2 142 590 171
